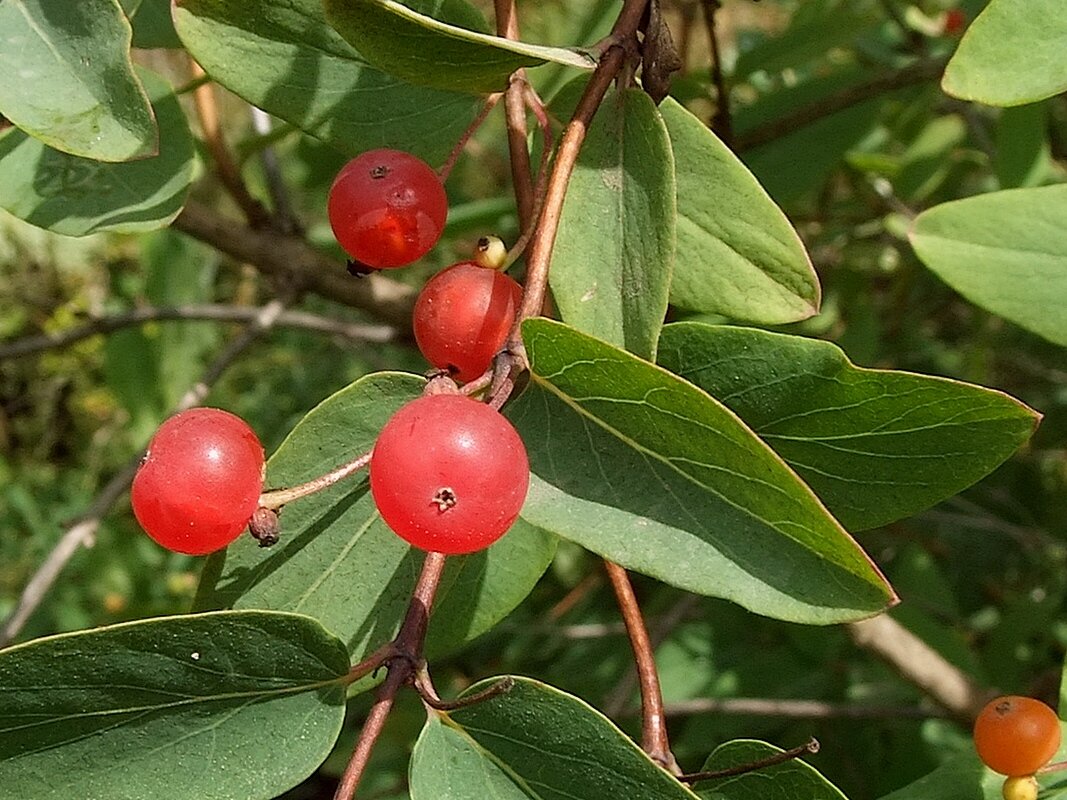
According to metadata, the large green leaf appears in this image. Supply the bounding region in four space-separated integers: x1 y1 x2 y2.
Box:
173 0 482 163
410 676 699 800
0 611 348 800
0 0 155 162
660 98 818 324
657 323 1039 531
0 68 194 236
693 740 846 799
942 0 1067 106
510 319 895 625
550 87 675 360
910 185 1067 346
323 0 595 94
195 372 556 662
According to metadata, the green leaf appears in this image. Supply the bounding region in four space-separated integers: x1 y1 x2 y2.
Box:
0 0 156 161
511 318 895 625
0 611 348 800
0 68 193 236
129 0 183 49
550 87 675 360
657 323 1039 531
876 749 1043 800
173 0 483 163
323 0 595 94
942 0 1067 106
195 372 556 662
410 676 699 800
996 102 1054 189
909 185 1067 346
693 740 846 800
660 98 818 324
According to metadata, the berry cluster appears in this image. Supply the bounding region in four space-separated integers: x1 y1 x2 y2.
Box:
974 695 1062 800
132 148 530 558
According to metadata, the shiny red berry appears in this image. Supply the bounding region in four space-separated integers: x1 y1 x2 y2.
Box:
327 149 447 269
974 695 1061 777
413 261 523 383
369 394 529 554
131 408 265 555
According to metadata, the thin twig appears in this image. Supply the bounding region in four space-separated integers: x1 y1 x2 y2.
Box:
0 304 396 360
258 450 372 509
847 614 992 723
188 60 271 228
171 201 416 327
679 738 820 783
701 0 733 144
333 551 448 800
495 0 535 231
652 696 951 721
250 107 300 234
437 93 503 181
603 561 679 774
735 58 947 152
0 298 290 648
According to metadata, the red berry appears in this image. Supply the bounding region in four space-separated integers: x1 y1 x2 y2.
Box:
974 696 1061 776
413 261 523 382
370 394 529 554
131 408 265 555
327 149 447 269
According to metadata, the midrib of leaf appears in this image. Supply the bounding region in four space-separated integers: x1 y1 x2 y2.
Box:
434 712 543 798
292 509 380 613
12 1 67 66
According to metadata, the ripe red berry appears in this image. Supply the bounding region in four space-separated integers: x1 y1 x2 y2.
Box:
369 394 529 554
327 149 448 269
413 261 523 382
131 408 265 555
974 695 1061 777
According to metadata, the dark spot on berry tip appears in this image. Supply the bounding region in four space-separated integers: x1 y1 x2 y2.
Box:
347 260 379 278
370 165 390 179
431 487 457 511
477 236 490 250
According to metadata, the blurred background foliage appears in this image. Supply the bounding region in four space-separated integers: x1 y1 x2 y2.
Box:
1 0 1065 797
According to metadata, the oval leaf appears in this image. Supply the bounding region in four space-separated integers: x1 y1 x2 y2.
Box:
511 318 895 625
173 0 483 163
694 740 846 800
550 87 675 360
657 323 1039 531
660 98 818 324
0 68 194 236
323 0 595 94
411 676 700 800
909 185 1067 346
195 372 556 663
0 611 348 800
0 0 155 161
942 0 1067 107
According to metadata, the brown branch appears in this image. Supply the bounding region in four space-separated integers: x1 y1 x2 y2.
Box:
188 60 271 229
701 0 733 144
437 93 503 181
603 561 679 774
0 298 290 648
847 614 992 723
258 450 371 509
0 304 396 360
653 696 951 721
250 107 300 235
508 0 650 339
495 0 535 232
171 201 416 327
679 738 820 783
334 551 447 800
734 57 948 152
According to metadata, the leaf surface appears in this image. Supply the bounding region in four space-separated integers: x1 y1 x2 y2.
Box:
195 372 556 662
550 87 675 360
0 68 194 236
694 740 847 799
510 319 895 624
173 0 482 162
657 323 1039 530
660 98 818 323
410 676 700 800
0 611 348 800
0 0 155 161
323 0 594 94
942 0 1067 106
910 185 1067 346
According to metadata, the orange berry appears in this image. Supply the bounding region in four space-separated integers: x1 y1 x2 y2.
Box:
974 696 1061 777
